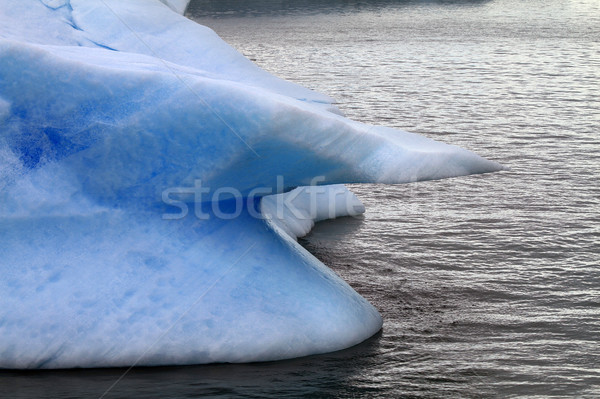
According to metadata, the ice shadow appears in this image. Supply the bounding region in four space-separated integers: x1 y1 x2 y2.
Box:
0 331 383 399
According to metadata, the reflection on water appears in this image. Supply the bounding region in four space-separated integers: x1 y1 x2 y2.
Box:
1 334 384 398
187 0 492 18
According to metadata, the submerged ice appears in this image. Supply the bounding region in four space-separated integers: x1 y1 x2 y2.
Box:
0 0 502 368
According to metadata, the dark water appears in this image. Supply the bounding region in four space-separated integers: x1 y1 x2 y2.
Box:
3 0 599 397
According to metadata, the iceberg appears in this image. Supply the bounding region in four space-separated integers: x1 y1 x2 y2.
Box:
0 0 502 368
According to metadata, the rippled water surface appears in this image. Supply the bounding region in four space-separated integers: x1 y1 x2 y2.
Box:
3 0 599 397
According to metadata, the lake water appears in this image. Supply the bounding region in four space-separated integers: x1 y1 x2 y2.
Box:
3 0 599 397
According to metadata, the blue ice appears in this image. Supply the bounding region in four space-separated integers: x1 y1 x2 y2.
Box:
0 0 502 368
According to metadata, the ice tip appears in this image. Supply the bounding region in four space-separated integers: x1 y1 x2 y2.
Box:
481 158 509 173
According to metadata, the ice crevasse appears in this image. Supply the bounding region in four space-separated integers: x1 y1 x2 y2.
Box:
0 0 503 369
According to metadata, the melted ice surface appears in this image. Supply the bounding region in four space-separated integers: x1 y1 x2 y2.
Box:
0 0 501 368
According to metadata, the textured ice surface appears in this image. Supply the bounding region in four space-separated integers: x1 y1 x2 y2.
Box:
262 185 365 240
0 0 502 368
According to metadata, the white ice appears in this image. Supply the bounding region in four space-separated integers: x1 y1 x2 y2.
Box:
262 185 365 240
0 0 503 368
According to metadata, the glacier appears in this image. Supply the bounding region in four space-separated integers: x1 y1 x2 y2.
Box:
0 0 503 368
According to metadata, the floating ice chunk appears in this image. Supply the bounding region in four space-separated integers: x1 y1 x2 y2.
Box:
0 0 503 369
